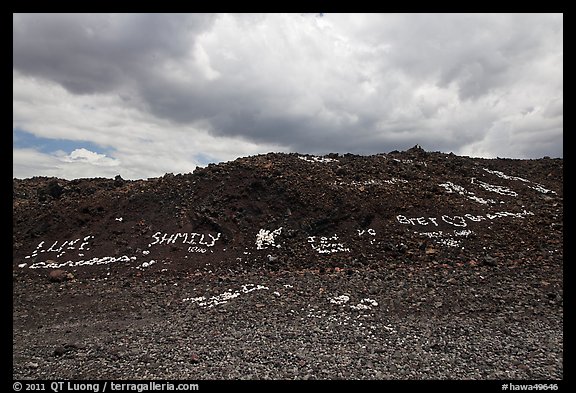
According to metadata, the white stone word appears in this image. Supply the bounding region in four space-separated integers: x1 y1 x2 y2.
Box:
115 217 123 222
474 179 517 197
255 227 283 250
25 236 94 260
437 238 461 247
454 229 473 237
439 181 495 205
183 283 270 308
188 246 208 253
396 210 534 228
358 228 377 245
415 229 473 248
28 255 136 269
308 235 350 254
149 232 221 251
396 215 441 226
298 155 338 163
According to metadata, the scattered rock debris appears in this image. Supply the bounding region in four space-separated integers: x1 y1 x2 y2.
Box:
13 148 562 380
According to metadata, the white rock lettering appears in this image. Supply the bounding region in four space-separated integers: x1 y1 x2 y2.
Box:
397 210 533 228
149 231 221 252
358 228 377 244
24 236 94 260
308 235 350 254
415 229 474 248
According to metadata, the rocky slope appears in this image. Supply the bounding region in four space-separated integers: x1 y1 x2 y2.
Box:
12 146 563 380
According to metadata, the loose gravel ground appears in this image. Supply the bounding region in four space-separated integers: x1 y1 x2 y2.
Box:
13 262 562 380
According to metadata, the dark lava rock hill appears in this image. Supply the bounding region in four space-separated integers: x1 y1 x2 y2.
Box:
12 147 564 380
13 146 563 277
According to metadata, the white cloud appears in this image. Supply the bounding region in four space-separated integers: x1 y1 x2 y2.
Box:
13 148 122 179
13 71 285 179
59 148 120 166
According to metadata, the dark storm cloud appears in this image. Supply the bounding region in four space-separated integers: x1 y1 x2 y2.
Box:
13 13 216 94
13 13 563 166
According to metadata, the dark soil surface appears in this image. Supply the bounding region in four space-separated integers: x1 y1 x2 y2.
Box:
13 147 563 379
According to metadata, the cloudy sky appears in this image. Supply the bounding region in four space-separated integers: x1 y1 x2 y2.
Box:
13 13 563 179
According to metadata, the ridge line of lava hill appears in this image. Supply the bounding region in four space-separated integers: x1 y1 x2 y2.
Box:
13 147 563 278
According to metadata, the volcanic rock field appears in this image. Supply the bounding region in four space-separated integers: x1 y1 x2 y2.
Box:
12 146 563 379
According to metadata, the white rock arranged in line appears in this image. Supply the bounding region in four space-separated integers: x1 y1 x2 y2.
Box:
183 283 270 308
474 179 518 197
393 158 427 167
527 184 557 195
28 255 136 269
333 178 408 188
483 168 530 183
329 295 379 310
483 167 557 194
298 155 338 163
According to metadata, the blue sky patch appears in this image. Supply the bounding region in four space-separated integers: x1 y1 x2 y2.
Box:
13 128 110 156
194 152 218 166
